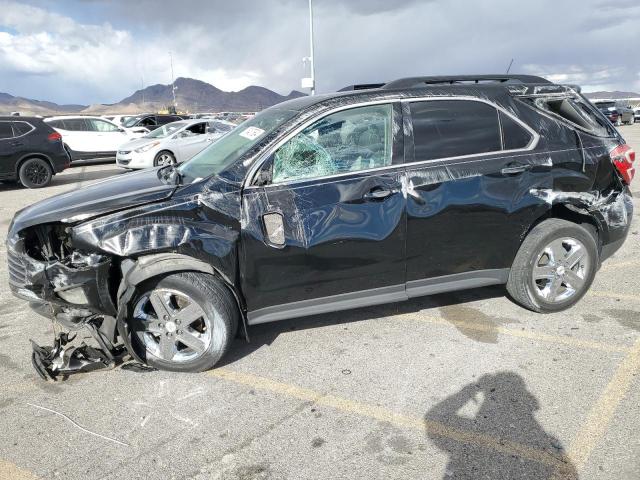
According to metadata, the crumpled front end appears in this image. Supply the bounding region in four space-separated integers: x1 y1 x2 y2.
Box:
7 224 117 324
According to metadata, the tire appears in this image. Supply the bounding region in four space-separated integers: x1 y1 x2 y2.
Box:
507 219 598 313
154 150 176 167
123 272 238 372
18 157 53 188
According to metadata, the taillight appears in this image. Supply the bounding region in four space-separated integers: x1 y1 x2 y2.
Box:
47 131 62 142
610 144 636 184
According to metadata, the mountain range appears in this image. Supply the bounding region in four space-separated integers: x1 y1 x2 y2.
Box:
1 77 638 116
0 77 306 116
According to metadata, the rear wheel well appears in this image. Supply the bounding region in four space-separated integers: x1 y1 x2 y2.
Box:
15 154 54 177
526 204 601 252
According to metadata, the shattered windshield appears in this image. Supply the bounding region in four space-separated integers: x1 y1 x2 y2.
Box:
145 122 187 138
178 108 298 181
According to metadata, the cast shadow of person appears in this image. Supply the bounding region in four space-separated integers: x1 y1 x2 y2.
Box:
425 372 578 479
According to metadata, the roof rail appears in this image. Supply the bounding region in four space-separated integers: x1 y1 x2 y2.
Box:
382 75 552 90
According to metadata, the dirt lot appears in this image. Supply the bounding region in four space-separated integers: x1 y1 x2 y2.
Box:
0 125 639 480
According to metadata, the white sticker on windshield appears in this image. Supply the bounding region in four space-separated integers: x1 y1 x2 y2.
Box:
238 126 265 140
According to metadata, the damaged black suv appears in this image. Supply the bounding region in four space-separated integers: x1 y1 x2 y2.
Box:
7 75 635 377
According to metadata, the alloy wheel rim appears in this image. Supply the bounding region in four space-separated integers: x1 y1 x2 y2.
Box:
531 237 589 303
158 154 173 166
132 288 212 362
26 163 48 184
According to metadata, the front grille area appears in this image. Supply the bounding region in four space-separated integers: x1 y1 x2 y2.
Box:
7 249 27 286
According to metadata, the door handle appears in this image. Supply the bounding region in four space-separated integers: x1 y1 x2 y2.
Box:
501 164 531 175
363 187 393 201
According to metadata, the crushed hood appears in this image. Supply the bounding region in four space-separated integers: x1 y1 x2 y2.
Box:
8 168 176 236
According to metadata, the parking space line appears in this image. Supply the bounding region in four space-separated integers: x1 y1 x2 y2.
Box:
549 337 640 479
0 459 39 480
588 291 640 303
209 368 571 469
396 313 632 353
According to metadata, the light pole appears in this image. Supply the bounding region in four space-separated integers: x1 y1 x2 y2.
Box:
169 51 177 111
308 0 315 95
301 0 316 95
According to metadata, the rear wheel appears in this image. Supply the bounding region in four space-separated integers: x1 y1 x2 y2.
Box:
124 272 238 372
18 158 53 188
154 150 176 167
507 219 598 313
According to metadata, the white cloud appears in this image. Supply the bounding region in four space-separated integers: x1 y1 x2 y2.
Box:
0 0 639 103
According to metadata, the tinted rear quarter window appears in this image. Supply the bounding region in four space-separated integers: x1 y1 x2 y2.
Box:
410 100 501 160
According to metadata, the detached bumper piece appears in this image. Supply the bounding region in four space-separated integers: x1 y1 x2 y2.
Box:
30 323 124 381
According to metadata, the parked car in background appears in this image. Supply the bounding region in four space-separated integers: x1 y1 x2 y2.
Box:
190 113 216 119
102 114 135 126
45 116 131 163
593 100 635 126
7 74 635 376
634 107 640 123
122 114 184 137
116 119 235 169
0 116 69 188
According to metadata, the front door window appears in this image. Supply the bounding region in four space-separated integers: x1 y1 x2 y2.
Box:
272 104 393 183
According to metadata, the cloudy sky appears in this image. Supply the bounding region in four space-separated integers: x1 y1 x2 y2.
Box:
0 0 639 104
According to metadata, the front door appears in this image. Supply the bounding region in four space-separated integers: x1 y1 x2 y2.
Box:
240 102 407 324
175 122 210 160
402 98 553 295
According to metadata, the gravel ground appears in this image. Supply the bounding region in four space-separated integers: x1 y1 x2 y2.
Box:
0 125 639 480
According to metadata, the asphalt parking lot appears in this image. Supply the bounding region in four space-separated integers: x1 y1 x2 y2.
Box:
0 125 639 480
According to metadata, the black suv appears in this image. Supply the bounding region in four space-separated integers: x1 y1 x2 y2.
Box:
6 75 635 377
0 117 70 188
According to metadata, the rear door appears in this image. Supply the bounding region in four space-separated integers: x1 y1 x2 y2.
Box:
240 102 407 323
403 98 552 295
0 121 17 177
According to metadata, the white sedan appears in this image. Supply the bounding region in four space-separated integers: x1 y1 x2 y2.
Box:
116 119 235 169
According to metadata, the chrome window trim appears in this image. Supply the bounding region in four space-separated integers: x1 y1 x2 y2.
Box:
0 120 35 141
243 96 540 190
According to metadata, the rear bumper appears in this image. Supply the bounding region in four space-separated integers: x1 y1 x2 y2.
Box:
598 189 633 262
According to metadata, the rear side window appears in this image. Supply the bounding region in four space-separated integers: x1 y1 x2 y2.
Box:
0 122 13 139
87 118 120 132
140 116 157 126
499 112 533 150
526 97 615 137
47 120 64 129
62 118 90 131
410 100 501 161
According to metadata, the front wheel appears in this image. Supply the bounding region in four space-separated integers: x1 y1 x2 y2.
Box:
123 272 238 372
154 150 176 167
507 219 598 313
19 158 53 188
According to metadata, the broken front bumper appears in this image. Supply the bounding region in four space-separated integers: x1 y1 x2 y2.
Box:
7 235 117 323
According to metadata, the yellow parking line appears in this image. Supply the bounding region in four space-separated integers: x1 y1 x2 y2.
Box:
549 337 640 479
209 368 571 469
396 313 632 353
588 291 640 303
0 459 39 480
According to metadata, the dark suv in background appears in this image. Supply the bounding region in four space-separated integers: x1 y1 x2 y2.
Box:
122 114 184 134
6 75 635 378
594 100 635 126
0 117 69 188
